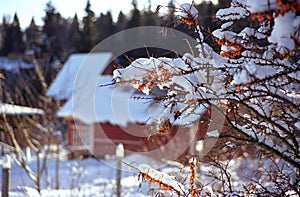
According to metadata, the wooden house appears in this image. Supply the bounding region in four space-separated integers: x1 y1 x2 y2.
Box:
47 53 210 161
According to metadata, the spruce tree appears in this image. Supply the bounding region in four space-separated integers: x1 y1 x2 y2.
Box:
141 2 160 26
43 1 70 61
95 11 115 43
115 11 128 32
25 17 40 51
68 14 81 53
12 13 25 55
0 16 8 55
127 0 141 28
81 0 96 52
1 13 25 56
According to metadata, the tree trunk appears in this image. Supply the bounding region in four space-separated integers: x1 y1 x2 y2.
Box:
2 155 11 197
36 152 41 193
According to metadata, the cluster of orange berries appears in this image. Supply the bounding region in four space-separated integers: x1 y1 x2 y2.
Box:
157 118 172 135
251 0 300 22
277 0 300 14
215 37 244 58
179 15 199 28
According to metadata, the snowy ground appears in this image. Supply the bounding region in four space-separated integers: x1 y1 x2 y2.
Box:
1 153 164 197
0 152 298 196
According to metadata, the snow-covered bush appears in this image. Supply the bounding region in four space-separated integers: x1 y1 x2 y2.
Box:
67 161 88 196
113 0 299 195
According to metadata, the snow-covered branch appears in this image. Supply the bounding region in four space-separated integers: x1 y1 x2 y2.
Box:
112 0 300 194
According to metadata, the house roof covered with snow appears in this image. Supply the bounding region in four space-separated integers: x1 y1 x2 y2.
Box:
58 74 206 126
47 52 112 100
48 52 157 126
0 103 44 115
51 52 204 126
57 75 152 126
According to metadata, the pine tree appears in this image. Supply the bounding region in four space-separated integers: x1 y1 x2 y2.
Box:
80 0 96 52
43 1 69 61
115 11 128 32
95 11 115 43
25 17 41 51
141 1 160 26
43 2 57 38
0 16 8 55
12 13 25 55
68 14 81 53
1 13 25 56
127 0 141 28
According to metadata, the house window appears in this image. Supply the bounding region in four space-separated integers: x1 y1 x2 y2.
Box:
71 120 92 149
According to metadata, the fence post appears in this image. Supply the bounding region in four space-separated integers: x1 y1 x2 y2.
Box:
2 154 11 197
195 140 203 184
55 142 60 190
116 143 124 197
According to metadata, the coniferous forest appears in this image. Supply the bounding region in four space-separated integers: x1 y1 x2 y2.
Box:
0 0 224 62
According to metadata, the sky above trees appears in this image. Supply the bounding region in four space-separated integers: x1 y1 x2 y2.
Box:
0 0 217 29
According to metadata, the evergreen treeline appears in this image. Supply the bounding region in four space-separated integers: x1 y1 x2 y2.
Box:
0 0 223 63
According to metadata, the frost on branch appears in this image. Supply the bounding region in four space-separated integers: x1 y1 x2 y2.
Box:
211 0 300 172
214 0 300 59
138 164 186 195
113 50 225 128
138 158 204 196
111 0 300 194
176 3 204 44
269 12 298 57
113 57 186 95
113 8 222 126
216 6 250 21
178 3 198 21
112 3 218 127
113 0 300 157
